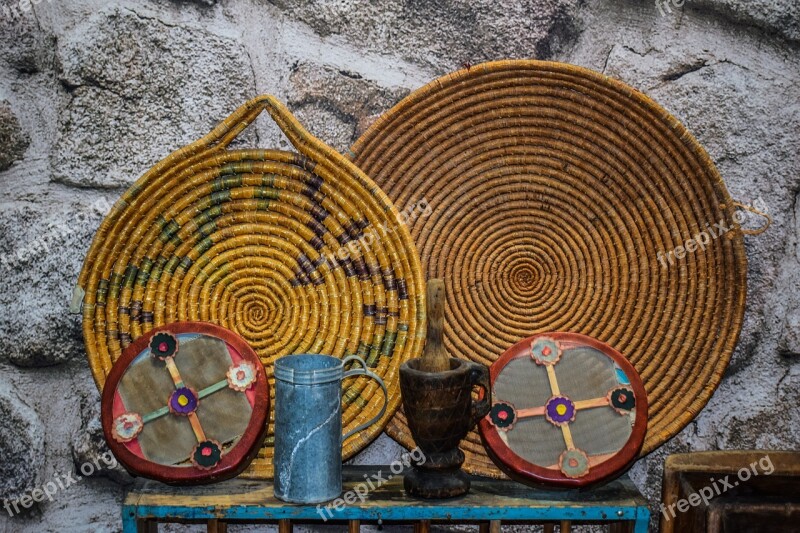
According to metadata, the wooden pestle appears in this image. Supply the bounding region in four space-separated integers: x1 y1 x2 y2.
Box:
419 279 451 373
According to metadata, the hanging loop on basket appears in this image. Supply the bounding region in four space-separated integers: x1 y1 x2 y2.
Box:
206 95 319 156
216 97 288 148
70 95 318 317
726 200 772 236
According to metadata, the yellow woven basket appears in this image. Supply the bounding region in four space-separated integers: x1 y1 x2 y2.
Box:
76 95 426 478
349 60 751 478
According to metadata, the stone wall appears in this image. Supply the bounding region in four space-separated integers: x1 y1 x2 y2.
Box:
0 0 797 531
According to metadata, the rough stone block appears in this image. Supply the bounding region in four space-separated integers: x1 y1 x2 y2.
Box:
0 100 29 171
0 379 44 501
53 9 257 189
288 63 409 152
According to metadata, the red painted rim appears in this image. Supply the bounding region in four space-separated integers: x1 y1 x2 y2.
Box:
478 332 648 488
101 321 269 485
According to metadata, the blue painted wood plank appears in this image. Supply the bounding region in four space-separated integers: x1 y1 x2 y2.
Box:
123 466 651 527
131 503 642 521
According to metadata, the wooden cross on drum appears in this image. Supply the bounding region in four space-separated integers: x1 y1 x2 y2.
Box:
101 322 269 485
478 332 648 488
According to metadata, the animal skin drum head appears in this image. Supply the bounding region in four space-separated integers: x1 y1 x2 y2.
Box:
478 332 647 488
101 322 269 485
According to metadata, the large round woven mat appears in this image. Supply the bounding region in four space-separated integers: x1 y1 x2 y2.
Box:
77 95 426 479
349 60 748 478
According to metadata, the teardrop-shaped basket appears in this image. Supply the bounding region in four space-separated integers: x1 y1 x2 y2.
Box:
76 95 426 478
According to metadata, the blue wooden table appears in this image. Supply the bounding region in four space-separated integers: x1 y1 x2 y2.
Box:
122 466 650 532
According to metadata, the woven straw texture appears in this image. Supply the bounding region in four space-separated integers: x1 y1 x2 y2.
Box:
78 95 426 479
349 60 748 478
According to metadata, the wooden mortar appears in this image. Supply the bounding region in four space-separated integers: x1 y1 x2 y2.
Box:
399 279 491 498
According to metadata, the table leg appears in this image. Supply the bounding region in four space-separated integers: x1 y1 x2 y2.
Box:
121 507 138 533
633 513 649 533
479 520 501 533
349 520 361 533
415 519 430 533
137 519 158 533
279 519 293 533
543 525 555 533
207 518 227 532
560 520 572 532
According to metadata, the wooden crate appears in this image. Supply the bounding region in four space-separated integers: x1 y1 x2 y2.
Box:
660 450 800 533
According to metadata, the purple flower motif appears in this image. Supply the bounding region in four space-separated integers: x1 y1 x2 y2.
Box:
169 387 198 416
545 395 576 426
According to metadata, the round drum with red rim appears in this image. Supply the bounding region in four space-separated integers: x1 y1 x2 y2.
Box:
478 332 647 488
101 322 269 485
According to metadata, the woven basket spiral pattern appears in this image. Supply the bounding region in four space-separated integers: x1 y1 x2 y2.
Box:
349 60 748 478
77 95 426 479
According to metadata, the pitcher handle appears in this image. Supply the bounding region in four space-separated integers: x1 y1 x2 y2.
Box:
341 355 389 442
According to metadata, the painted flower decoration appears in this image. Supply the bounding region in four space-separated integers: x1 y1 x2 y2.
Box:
545 395 576 426
227 361 258 392
192 440 222 470
559 448 590 478
530 337 562 366
169 387 199 416
488 401 517 431
149 331 178 360
111 412 144 443
608 386 636 415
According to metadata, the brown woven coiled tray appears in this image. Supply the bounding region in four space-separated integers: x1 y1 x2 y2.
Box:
349 60 748 478
77 95 426 479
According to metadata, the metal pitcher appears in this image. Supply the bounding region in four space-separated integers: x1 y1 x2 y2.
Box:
273 354 388 503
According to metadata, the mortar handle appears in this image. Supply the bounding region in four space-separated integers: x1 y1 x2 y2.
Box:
468 362 491 426
419 278 450 372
